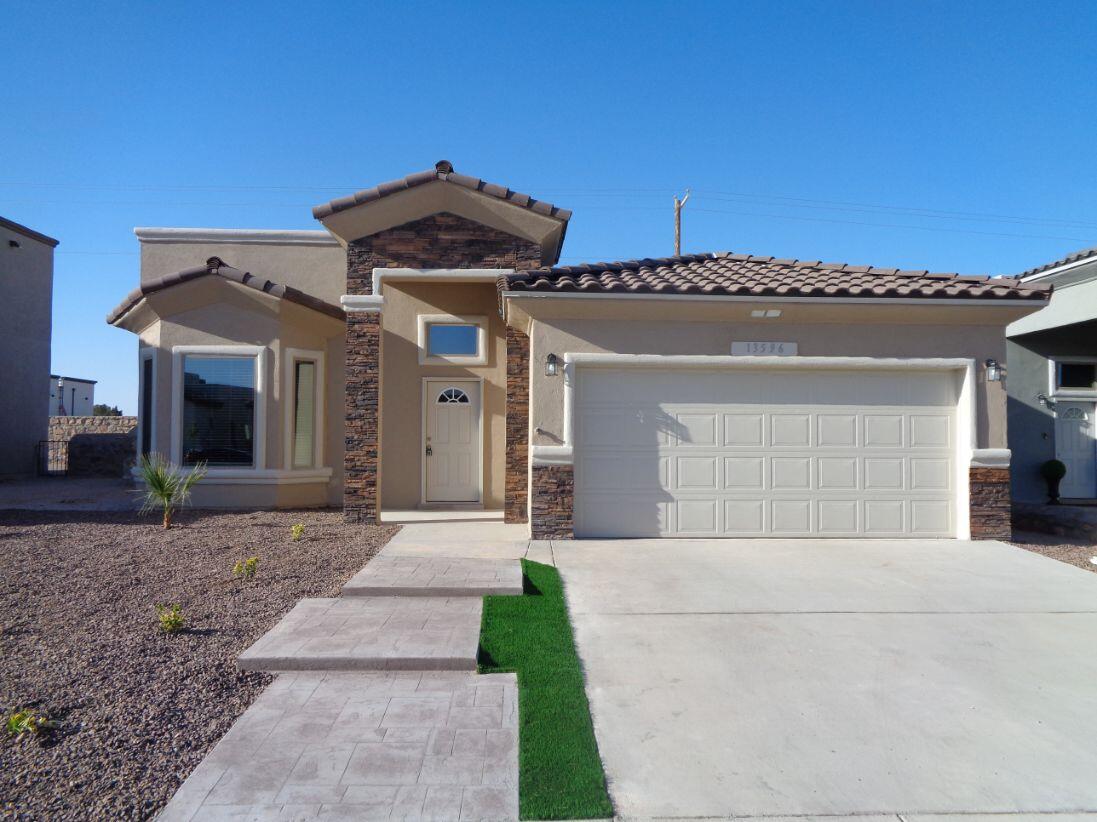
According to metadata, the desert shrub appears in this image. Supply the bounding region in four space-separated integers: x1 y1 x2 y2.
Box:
137 454 207 529
155 603 186 633
233 556 259 580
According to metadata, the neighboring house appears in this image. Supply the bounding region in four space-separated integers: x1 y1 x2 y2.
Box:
1 216 57 477
49 375 96 416
107 161 1049 540
1007 247 1097 503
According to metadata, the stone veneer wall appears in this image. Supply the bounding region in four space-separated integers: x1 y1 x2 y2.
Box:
47 416 137 477
505 327 530 523
530 464 573 539
970 466 1012 540
343 213 542 522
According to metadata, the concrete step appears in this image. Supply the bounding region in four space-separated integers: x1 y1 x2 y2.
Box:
238 597 482 673
342 555 523 598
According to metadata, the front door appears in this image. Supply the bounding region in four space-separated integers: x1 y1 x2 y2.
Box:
1056 402 1097 498
424 380 481 503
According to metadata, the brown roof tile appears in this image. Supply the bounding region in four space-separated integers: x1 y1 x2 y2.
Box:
1018 244 1097 278
503 251 1050 302
312 160 573 223
106 257 345 325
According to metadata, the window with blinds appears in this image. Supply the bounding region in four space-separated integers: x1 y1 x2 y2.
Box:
181 356 256 466
292 360 317 468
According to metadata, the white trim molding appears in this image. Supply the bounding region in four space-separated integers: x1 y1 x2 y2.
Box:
1047 356 1097 400
340 295 385 313
555 353 978 539
170 345 268 471
971 448 1011 468
132 466 331 485
137 347 157 459
417 314 489 366
283 347 326 472
134 227 339 246
372 267 509 297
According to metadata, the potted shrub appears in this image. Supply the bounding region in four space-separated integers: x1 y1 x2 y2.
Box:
1040 459 1067 504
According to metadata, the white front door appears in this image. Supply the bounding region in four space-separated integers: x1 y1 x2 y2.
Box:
424 380 481 503
1056 402 1097 498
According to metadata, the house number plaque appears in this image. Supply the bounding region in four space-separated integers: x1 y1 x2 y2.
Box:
731 341 798 356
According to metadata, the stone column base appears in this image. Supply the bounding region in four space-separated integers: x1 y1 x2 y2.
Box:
530 463 573 539
970 466 1011 540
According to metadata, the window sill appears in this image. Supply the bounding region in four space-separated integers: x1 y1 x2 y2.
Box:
132 467 333 485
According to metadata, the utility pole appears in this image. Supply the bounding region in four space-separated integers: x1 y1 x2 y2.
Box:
674 189 690 255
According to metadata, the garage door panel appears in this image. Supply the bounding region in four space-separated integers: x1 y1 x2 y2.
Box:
573 368 958 539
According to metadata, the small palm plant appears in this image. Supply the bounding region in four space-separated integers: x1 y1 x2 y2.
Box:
137 453 207 529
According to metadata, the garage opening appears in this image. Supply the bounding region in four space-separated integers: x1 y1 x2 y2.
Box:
572 363 967 538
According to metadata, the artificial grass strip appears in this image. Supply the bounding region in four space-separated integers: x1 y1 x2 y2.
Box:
478 559 614 820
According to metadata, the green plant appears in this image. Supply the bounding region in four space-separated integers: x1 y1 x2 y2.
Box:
1041 459 1067 481
155 603 186 633
290 523 305 542
137 453 206 529
233 556 259 580
5 710 58 739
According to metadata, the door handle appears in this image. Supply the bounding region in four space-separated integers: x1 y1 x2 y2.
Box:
425 445 433 457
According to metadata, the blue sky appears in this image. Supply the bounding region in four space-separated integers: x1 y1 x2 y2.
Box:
3 1 1096 413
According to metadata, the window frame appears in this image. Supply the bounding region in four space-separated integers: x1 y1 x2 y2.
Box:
283 347 325 471
170 345 267 471
416 314 488 366
1049 357 1097 400
137 348 157 459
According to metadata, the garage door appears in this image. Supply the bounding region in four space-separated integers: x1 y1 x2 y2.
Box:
573 366 960 538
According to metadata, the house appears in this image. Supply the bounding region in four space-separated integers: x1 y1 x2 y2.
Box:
1007 247 1097 503
107 161 1050 540
1 215 57 477
49 375 96 416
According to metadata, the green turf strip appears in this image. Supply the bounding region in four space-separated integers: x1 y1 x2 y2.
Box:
478 559 614 820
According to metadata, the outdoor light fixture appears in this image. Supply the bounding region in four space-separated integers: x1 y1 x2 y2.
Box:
1037 393 1056 410
545 353 559 377
985 358 1003 382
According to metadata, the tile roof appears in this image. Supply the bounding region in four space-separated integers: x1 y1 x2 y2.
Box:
1018 245 1097 279
312 160 573 222
106 257 346 325
503 251 1050 302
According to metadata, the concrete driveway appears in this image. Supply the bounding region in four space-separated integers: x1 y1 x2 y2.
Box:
552 538 1097 820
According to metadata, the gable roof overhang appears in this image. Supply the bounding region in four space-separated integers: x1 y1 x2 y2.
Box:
107 256 346 332
312 161 571 266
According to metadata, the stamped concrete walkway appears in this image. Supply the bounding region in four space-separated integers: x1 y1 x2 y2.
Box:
160 523 527 821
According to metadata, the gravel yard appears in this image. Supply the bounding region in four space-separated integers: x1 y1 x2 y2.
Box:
1012 530 1097 574
0 508 396 820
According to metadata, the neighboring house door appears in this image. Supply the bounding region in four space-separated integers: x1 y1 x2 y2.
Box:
1056 402 1097 499
423 379 481 503
573 366 959 538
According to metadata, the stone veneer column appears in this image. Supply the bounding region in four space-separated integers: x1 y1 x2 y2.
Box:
505 327 530 524
969 466 1012 540
530 463 574 539
344 311 381 523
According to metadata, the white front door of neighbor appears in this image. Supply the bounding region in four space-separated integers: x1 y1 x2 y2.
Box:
1056 402 1097 499
573 366 961 538
424 380 481 503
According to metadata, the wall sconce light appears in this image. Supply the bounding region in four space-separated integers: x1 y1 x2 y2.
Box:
545 353 559 377
985 359 1003 382
1037 393 1056 410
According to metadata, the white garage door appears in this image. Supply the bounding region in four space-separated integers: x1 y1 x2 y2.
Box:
573 366 960 538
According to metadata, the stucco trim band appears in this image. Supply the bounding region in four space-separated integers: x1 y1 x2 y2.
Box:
531 445 573 466
135 227 339 246
971 448 1011 468
341 295 384 313
131 466 332 485
373 268 512 297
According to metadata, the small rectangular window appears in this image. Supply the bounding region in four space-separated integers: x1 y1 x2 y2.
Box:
1058 363 1097 391
292 360 317 468
427 323 479 357
182 356 255 466
140 357 153 456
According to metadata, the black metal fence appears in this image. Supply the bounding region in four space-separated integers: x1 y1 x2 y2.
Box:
36 441 68 476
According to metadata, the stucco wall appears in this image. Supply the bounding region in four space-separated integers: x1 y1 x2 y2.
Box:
0 224 53 475
1007 320 1097 502
520 300 1020 453
138 234 346 304
379 281 507 509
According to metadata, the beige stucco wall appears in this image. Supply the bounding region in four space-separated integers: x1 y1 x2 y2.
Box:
138 234 346 304
515 298 1034 453
0 224 54 475
380 282 506 509
135 278 345 507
